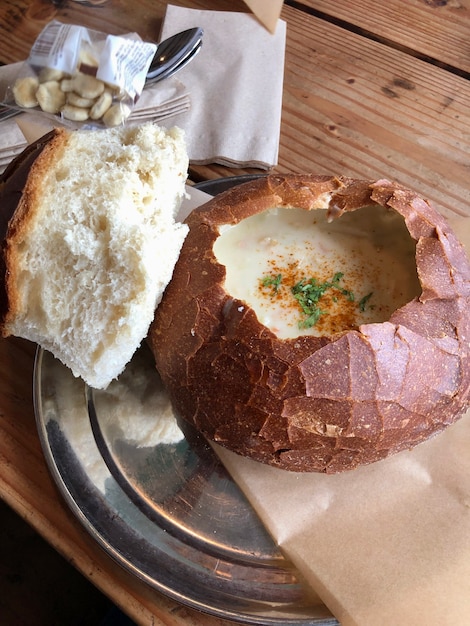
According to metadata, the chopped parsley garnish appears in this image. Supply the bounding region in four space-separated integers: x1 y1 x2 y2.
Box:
260 270 374 328
261 273 283 294
358 292 373 312
292 273 348 328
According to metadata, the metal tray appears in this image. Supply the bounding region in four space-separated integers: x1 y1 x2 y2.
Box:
33 176 338 625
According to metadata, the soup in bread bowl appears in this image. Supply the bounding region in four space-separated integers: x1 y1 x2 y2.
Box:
149 174 470 473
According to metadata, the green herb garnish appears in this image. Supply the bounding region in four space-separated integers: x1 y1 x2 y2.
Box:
292 272 357 328
358 292 373 312
260 269 374 329
261 273 283 295
292 273 338 328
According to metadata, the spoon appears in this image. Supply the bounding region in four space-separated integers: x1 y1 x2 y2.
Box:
145 27 203 85
146 39 202 84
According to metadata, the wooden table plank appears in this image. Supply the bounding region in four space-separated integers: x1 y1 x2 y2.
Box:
278 4 470 219
2 1 470 219
294 0 470 74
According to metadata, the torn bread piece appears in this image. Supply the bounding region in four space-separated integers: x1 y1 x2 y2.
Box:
0 122 189 389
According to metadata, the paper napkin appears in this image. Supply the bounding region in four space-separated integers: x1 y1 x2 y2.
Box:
131 78 190 122
0 116 27 174
215 407 470 626
212 217 470 626
160 5 286 169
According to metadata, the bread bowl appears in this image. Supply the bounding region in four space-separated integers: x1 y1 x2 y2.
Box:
149 174 470 473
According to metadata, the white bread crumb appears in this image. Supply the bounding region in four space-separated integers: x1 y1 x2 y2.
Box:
4 123 189 388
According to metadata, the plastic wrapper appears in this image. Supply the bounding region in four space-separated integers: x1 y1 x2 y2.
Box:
1 20 157 128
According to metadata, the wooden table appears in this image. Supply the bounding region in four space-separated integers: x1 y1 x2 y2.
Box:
1 1 470 624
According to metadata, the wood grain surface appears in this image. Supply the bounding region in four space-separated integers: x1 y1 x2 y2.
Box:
1 1 470 624
297 0 470 74
280 5 470 218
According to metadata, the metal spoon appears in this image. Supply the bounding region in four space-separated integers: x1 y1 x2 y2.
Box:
146 27 203 85
146 39 202 84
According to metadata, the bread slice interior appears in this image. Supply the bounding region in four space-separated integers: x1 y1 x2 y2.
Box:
3 123 189 389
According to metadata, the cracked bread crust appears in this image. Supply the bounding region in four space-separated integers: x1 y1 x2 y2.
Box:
149 174 470 473
0 130 59 327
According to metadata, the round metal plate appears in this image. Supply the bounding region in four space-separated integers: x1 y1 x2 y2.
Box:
33 176 338 625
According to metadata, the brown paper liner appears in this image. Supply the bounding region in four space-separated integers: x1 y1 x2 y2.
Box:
243 0 284 33
213 216 470 625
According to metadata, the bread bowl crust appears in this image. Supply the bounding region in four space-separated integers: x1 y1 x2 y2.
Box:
0 129 68 330
149 174 470 473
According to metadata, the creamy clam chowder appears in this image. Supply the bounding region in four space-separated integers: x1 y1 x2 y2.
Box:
213 205 421 339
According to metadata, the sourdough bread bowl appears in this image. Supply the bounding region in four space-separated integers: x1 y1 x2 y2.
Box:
149 174 470 473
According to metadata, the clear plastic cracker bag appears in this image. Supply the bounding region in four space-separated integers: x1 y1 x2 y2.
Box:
2 20 157 128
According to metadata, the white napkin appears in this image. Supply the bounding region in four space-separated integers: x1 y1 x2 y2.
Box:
0 116 27 174
0 64 27 173
131 78 190 122
160 5 286 169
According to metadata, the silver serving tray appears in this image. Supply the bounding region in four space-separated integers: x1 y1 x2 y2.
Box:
33 177 339 625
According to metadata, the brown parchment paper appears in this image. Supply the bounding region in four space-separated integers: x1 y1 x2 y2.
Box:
214 217 470 625
243 0 285 33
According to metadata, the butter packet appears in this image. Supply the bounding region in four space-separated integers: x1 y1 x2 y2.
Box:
2 20 157 128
